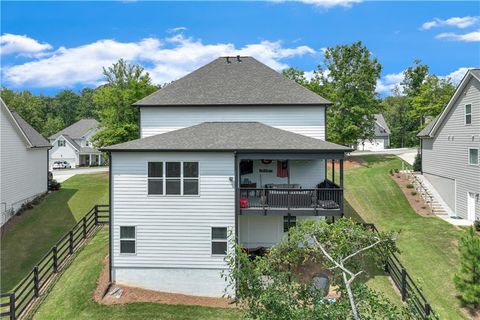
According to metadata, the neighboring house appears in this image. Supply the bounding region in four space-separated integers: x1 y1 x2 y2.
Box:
101 56 352 297
0 98 51 226
356 114 391 151
49 119 102 168
417 69 480 222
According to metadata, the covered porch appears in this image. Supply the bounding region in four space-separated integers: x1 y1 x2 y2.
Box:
79 153 103 166
236 153 345 217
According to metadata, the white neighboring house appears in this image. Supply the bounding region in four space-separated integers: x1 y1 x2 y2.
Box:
1 98 51 226
101 56 352 297
418 69 480 222
49 119 102 168
356 114 391 151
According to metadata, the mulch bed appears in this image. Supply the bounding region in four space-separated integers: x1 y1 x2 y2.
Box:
93 256 236 308
390 173 434 217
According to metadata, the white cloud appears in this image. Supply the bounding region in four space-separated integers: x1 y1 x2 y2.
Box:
376 66 474 95
272 0 362 8
435 30 480 42
421 16 479 30
2 34 316 88
0 33 52 56
167 26 187 33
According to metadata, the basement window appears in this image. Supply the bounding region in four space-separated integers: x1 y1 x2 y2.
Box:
465 104 472 125
469 148 479 165
283 216 297 232
211 227 228 255
120 226 136 254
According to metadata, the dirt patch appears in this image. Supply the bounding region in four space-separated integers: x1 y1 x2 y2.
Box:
390 173 434 217
94 256 236 308
461 304 480 320
327 157 365 171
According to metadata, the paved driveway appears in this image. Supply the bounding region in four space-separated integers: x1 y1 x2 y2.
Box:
351 148 417 165
52 166 109 182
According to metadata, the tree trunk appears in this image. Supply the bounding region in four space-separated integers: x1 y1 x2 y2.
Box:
343 271 359 320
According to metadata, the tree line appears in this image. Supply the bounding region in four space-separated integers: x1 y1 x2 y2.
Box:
1 42 456 148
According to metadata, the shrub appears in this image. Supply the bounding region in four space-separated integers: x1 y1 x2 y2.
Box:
411 191 417 196
406 183 414 189
413 153 422 172
49 179 61 191
389 169 394 176
474 220 480 232
454 227 480 308
394 169 399 173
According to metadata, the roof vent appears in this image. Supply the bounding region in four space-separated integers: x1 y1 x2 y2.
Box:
236 55 242 62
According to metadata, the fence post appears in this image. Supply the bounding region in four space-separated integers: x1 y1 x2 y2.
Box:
52 246 58 273
33 266 39 297
69 230 73 254
424 302 431 317
94 205 98 225
401 268 407 301
9 292 15 320
83 217 87 239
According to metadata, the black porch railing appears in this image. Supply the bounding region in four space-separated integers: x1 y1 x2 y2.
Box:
0 205 109 320
239 188 343 213
364 223 439 320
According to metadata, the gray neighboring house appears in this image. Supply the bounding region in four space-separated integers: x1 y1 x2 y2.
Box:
1 98 51 226
49 119 103 168
418 69 480 222
356 114 391 151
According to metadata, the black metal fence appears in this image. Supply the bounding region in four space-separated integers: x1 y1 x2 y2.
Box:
0 205 109 320
364 223 439 320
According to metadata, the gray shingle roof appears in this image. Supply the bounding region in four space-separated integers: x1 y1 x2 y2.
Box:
134 57 331 106
61 135 81 150
101 122 352 152
49 119 100 140
374 114 391 136
1 99 50 148
417 115 440 138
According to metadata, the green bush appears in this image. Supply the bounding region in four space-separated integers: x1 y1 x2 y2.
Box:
49 179 61 191
454 227 480 308
413 153 422 172
474 220 480 232
394 169 399 173
406 183 414 189
389 169 394 176
411 191 417 196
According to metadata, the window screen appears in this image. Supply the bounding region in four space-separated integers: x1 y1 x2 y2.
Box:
212 227 228 255
120 226 136 254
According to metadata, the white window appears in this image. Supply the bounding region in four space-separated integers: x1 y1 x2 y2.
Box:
147 162 199 195
120 226 136 254
58 140 66 147
469 148 479 165
465 104 472 125
211 227 228 255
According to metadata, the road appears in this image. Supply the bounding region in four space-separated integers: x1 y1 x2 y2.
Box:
52 166 109 183
351 148 417 165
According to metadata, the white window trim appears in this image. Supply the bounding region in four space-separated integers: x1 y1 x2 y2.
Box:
211 226 228 256
465 104 472 125
119 226 137 255
147 161 200 197
468 148 479 166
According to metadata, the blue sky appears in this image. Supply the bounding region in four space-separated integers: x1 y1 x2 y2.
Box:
1 1 479 96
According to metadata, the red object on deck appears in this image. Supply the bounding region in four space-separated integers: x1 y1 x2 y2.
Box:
240 197 249 208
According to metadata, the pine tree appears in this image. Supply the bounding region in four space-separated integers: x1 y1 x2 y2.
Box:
454 227 480 308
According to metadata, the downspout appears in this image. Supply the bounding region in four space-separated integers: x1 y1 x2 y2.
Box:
233 151 239 299
108 151 113 283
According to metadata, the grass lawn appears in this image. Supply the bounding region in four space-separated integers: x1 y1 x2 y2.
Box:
344 155 466 320
33 228 241 320
1 173 109 291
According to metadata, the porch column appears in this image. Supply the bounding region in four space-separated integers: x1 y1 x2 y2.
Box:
340 159 344 188
89 154 92 166
98 154 102 166
287 160 290 184
332 160 335 184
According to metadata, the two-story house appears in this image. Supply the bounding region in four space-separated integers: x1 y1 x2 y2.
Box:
356 114 391 151
101 56 352 297
49 119 102 168
418 69 480 222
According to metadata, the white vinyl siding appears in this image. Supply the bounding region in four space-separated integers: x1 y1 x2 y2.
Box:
1 107 48 225
140 105 326 140
111 152 235 270
422 77 480 220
